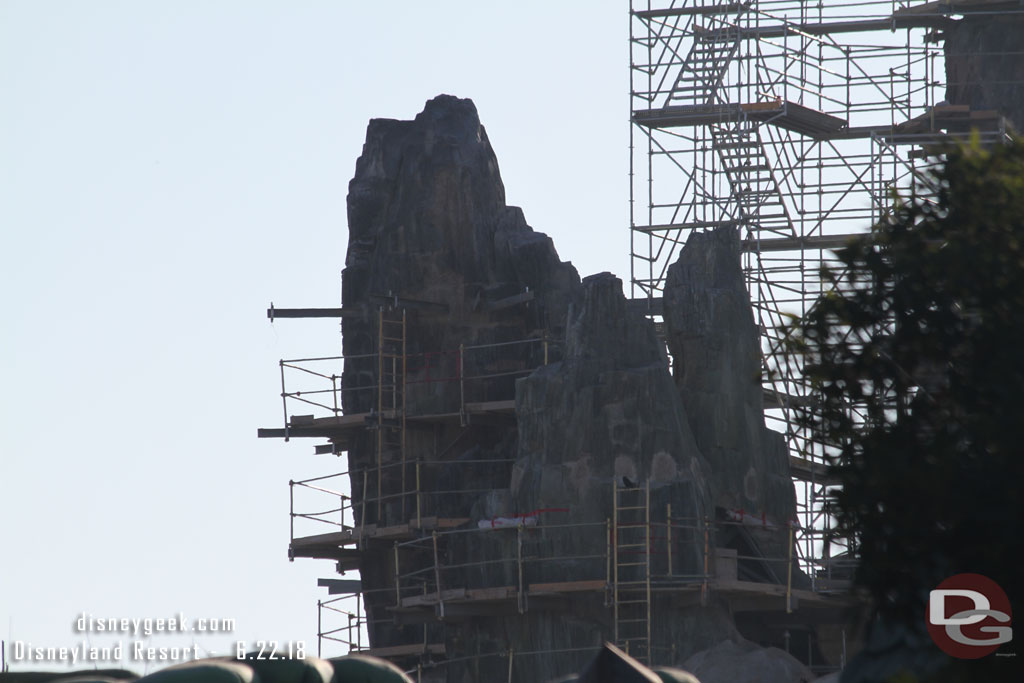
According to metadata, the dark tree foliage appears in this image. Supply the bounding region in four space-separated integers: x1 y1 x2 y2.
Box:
789 137 1024 630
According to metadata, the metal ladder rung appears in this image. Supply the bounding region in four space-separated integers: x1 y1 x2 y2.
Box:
714 142 755 150
725 164 771 173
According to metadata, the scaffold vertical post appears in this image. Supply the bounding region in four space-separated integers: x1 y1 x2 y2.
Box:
360 470 368 549
612 482 619 644
701 515 710 607
332 374 338 415
356 592 363 650
416 460 422 527
606 517 612 605
280 360 289 442
394 541 401 608
316 599 322 658
401 308 407 518
786 523 794 614
645 479 652 662
376 307 384 520
507 648 514 683
666 503 672 576
289 480 295 548
432 531 444 619
459 343 466 427
517 524 525 614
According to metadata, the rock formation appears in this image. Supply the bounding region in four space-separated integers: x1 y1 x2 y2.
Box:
338 95 806 682
663 227 798 574
943 9 1024 132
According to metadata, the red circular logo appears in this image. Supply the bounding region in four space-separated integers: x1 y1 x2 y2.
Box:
926 573 1013 659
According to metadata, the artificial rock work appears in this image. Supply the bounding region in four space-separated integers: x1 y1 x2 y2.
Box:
663 228 798 568
336 95 809 682
944 10 1024 132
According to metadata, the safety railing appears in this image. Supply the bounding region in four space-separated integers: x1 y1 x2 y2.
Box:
290 472 354 542
292 469 844 603
392 518 606 617
276 335 558 430
289 459 519 545
315 513 851 673
385 510 821 617
317 593 367 657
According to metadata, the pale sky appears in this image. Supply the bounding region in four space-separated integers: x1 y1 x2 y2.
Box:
0 1 626 672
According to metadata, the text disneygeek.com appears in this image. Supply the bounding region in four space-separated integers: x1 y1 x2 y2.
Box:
74 612 236 635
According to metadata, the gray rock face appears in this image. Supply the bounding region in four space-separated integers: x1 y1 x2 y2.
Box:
514 271 712 522
338 96 801 681
506 271 735 675
663 227 797 571
944 15 1024 132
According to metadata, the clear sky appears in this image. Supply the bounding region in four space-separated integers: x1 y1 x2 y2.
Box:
0 0 626 672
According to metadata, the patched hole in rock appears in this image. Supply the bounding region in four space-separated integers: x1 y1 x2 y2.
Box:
651 451 677 483
565 455 592 495
614 455 638 484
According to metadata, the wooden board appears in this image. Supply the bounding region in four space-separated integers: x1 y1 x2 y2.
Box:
529 579 606 594
290 529 354 547
360 643 446 658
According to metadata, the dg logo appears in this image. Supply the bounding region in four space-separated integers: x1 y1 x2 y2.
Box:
927 573 1013 659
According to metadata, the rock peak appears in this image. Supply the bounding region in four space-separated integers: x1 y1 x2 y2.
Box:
413 93 481 132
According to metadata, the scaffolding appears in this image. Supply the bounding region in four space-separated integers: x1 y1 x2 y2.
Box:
268 310 553 531
628 0 1014 581
307 486 853 677
267 315 853 675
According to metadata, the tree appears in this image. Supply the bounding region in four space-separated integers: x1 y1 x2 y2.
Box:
787 137 1024 675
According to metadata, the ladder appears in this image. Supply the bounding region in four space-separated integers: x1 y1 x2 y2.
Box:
667 22 741 105
666 8 748 107
711 122 796 240
375 307 406 523
613 479 652 663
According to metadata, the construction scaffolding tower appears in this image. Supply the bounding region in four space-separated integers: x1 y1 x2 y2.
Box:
629 0 1013 583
